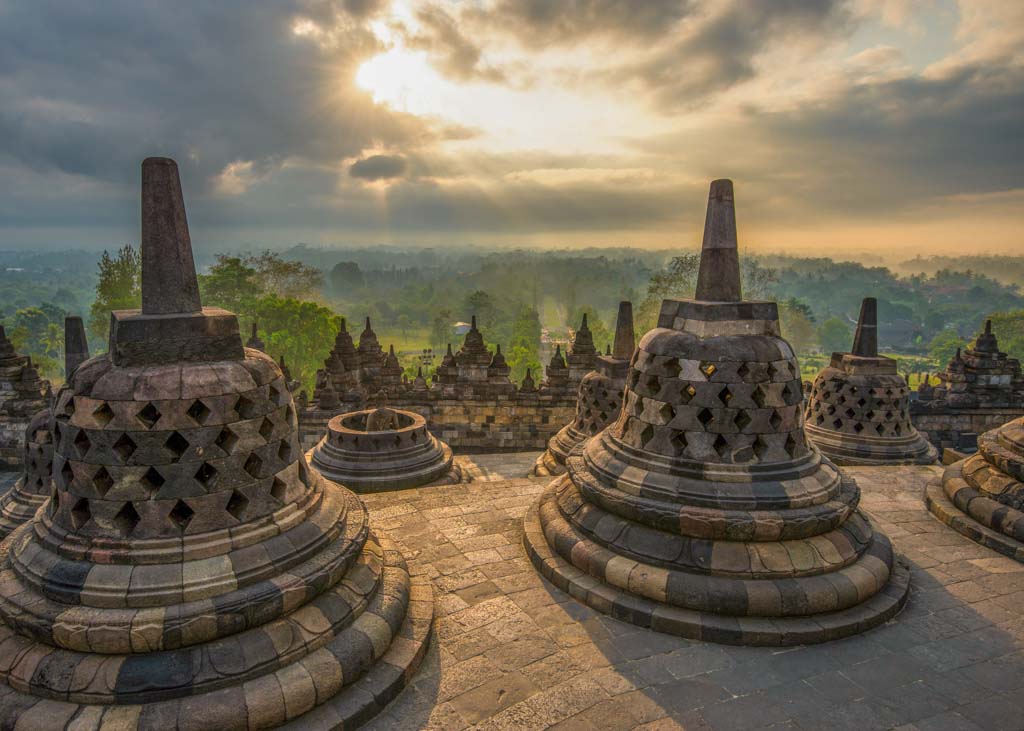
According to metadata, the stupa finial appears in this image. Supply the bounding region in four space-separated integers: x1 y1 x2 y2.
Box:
612 301 635 359
140 157 202 315
850 297 878 357
64 316 89 376
694 179 741 302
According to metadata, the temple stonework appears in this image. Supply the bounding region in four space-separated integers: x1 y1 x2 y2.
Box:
524 180 910 645
805 298 936 465
534 301 635 476
0 158 431 728
0 327 50 468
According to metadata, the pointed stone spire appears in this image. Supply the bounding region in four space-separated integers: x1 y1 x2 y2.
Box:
140 157 202 315
612 301 635 359
64 316 90 376
246 321 266 351
0 326 15 360
975 318 999 353
606 344 611 355
694 179 741 302
850 297 878 357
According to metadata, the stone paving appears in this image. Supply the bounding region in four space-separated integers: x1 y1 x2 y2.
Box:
361 454 1024 731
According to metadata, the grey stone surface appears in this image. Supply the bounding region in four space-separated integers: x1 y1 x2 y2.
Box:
694 179 741 302
64 315 90 375
612 301 636 360
359 459 1024 730
850 298 878 358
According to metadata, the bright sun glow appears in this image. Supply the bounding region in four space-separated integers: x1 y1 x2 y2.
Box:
355 48 444 116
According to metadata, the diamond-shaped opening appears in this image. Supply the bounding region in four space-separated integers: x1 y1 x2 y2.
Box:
234 395 257 420
113 501 140 536
243 453 263 478
697 408 714 428
639 424 655 448
659 402 675 424
271 476 287 503
645 374 661 394
70 497 91 530
258 417 275 442
111 433 137 463
186 399 211 425
92 466 114 496
627 370 641 390
876 423 886 435
93 402 114 427
885 411 894 421
894 423 902 436
865 410 875 420
816 414 825 425
853 423 864 434
735 410 752 431
784 434 799 457
60 459 74 487
837 395 846 405
753 436 769 461
194 462 218 488
62 396 76 417
833 418 843 429
164 432 189 461
885 388 893 397
845 408 856 419
663 359 681 378
699 361 717 378
718 385 732 405
713 434 730 459
225 490 249 521
678 384 695 404
826 405 836 415
769 410 783 430
277 439 292 463
736 362 750 380
215 427 238 455
767 362 780 379
137 402 161 429
168 500 194 532
857 398 867 407
821 390 831 400
752 386 767 408
139 467 165 495
670 431 688 456
73 429 91 458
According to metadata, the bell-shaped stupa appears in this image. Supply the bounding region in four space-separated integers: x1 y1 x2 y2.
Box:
0 158 431 727
926 416 1024 561
804 298 936 465
524 180 909 645
534 301 635 476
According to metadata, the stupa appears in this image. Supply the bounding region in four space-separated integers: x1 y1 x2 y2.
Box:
926 417 1024 560
0 158 431 728
245 321 265 351
524 180 909 645
804 298 936 465
534 301 635 476
0 327 49 467
0 318 90 539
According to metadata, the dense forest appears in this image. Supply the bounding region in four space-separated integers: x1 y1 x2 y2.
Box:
1 246 1021 392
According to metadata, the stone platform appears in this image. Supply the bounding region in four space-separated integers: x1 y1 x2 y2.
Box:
342 456 1024 731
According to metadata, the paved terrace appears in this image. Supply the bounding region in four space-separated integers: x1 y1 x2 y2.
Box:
0 456 1020 730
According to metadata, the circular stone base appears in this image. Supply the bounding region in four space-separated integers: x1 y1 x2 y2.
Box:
531 449 566 477
523 495 910 646
805 425 937 467
0 539 434 730
924 479 1024 562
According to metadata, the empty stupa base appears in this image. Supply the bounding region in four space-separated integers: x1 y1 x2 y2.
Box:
0 532 433 730
925 465 1024 562
805 424 937 466
524 487 909 646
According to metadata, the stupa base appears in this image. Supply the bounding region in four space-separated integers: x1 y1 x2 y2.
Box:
523 490 910 647
805 426 937 467
925 474 1024 562
0 535 434 730
531 449 567 477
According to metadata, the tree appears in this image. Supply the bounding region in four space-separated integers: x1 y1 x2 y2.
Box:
252 295 340 392
397 314 412 338
242 251 323 300
984 310 1024 361
89 245 140 342
198 256 261 317
41 322 63 359
637 254 700 332
818 317 852 355
928 328 965 367
430 309 453 351
464 291 497 330
779 302 817 358
329 261 364 292
506 307 542 384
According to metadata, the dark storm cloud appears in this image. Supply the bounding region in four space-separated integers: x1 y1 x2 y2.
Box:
349 154 408 180
0 0 420 189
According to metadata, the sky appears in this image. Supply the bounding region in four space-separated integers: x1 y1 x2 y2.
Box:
0 0 1021 259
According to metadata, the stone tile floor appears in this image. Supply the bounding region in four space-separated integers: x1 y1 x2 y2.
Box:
1 457 1022 730
361 456 1024 731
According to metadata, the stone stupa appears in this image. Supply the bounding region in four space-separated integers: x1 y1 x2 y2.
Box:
804 298 936 465
0 317 90 539
0 158 431 728
534 301 635 476
926 417 1024 561
524 180 910 646
0 327 49 467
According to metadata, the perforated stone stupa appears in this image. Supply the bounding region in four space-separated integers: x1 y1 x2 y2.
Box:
804 298 936 465
524 180 910 646
0 158 431 729
0 326 49 467
926 415 1024 561
309 400 464 493
534 301 635 476
0 317 89 540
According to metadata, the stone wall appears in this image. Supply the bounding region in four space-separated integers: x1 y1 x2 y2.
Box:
0 414 28 469
299 394 576 453
911 406 1024 452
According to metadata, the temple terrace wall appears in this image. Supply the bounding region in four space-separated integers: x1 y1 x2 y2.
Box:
911 405 1024 453
299 394 576 453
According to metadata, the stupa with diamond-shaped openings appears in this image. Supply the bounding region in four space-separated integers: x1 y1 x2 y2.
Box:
0 157 432 728
523 180 910 645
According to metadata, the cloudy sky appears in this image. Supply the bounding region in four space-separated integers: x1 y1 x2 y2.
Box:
0 0 1021 258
